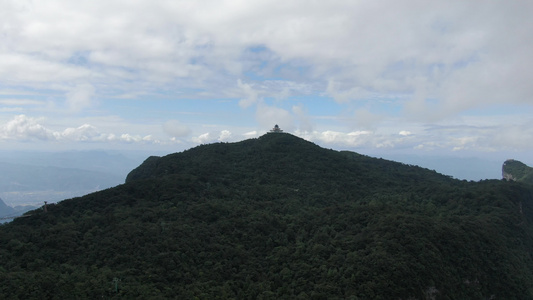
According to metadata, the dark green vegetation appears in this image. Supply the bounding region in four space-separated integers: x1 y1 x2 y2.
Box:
503 159 533 185
2 133 533 299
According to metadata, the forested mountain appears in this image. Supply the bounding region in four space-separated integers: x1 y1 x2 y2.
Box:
503 159 533 184
2 133 533 299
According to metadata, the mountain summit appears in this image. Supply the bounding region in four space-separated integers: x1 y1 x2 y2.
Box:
2 133 533 299
126 132 451 187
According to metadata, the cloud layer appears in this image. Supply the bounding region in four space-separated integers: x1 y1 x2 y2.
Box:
0 115 156 144
1 1 532 156
3 1 532 105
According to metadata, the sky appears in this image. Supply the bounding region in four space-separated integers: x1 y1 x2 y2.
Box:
1 0 533 168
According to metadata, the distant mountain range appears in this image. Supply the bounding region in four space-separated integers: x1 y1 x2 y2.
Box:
0 197 37 222
0 161 123 206
382 154 503 180
0 161 123 192
0 146 511 209
0 197 15 216
0 150 151 176
0 150 152 206
2 133 533 298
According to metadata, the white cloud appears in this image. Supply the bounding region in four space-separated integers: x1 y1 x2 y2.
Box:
297 130 374 148
0 107 24 112
3 1 531 112
292 104 313 132
326 80 369 104
218 130 232 142
65 83 95 112
1 1 533 155
0 99 44 106
477 121 533 152
0 115 53 140
0 53 90 83
59 124 99 141
237 79 259 108
255 103 293 131
293 115 533 154
5 1 529 106
353 109 385 129
243 130 259 138
119 134 143 143
163 120 192 138
192 132 212 144
191 130 234 144
0 114 163 145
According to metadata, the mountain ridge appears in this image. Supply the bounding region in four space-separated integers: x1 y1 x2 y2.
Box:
126 133 454 188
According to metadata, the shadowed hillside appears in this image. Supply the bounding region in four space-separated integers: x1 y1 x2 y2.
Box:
2 133 533 299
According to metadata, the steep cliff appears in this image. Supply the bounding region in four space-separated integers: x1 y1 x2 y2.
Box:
503 159 533 184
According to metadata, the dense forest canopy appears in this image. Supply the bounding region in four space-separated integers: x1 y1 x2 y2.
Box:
2 133 533 299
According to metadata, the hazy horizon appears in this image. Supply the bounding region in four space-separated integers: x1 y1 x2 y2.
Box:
0 141 523 210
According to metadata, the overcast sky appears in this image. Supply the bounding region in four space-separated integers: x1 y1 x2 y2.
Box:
1 0 533 164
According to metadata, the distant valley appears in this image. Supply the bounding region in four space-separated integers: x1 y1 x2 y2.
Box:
378 153 504 181
0 197 36 223
0 150 153 208
0 147 525 217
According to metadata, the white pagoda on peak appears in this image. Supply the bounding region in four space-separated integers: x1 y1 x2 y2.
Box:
269 124 284 133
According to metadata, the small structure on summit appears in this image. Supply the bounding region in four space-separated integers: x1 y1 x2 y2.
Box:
269 124 284 133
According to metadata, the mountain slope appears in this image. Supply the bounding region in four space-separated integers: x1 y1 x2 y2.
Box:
2 133 533 299
126 133 454 191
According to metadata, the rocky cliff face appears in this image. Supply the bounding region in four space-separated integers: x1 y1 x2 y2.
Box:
503 159 517 181
502 159 533 184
